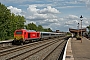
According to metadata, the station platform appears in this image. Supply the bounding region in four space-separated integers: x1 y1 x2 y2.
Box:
65 37 90 60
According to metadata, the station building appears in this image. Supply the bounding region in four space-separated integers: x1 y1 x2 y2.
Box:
69 28 87 37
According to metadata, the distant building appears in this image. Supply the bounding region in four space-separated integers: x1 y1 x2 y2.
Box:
56 30 60 33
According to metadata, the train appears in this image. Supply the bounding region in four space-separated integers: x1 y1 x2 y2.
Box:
12 29 65 45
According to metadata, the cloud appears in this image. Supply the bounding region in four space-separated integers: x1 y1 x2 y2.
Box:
64 15 79 28
1 0 36 3
27 5 60 14
65 20 78 25
27 5 39 14
26 14 48 20
23 5 61 30
64 14 90 29
66 15 79 20
79 0 90 9
25 5 59 21
41 19 58 24
7 6 22 15
38 6 60 14
4 1 89 31
7 5 60 25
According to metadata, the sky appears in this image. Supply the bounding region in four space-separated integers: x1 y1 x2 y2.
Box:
0 0 90 32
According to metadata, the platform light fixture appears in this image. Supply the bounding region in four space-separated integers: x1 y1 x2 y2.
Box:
80 15 83 43
78 23 79 37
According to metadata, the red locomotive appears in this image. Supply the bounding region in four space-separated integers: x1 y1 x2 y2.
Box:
12 29 40 45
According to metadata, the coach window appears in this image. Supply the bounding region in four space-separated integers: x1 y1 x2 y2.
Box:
43 33 49 36
51 34 55 36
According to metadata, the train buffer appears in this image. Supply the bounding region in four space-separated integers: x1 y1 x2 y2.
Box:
65 37 90 60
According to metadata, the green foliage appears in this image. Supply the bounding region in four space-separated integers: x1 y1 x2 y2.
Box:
0 3 26 40
26 23 37 30
37 25 43 31
44 28 52 32
87 25 90 34
66 32 71 36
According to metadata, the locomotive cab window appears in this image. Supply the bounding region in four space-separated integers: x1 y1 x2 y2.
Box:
16 31 22 34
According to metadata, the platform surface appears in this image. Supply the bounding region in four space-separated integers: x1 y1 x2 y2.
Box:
71 37 90 60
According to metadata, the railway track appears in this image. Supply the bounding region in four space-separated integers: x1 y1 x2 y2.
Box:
42 40 66 60
0 38 54 50
0 45 17 51
0 37 64 60
8 39 62 60
0 37 66 60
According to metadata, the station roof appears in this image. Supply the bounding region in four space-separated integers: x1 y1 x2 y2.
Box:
69 28 86 33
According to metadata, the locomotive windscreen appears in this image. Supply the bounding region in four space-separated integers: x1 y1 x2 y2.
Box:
16 31 22 34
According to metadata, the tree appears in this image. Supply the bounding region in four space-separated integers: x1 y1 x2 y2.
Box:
37 25 43 31
26 23 53 32
44 28 52 32
47 28 52 32
0 3 26 40
15 15 25 29
87 25 90 34
27 23 37 31
0 3 11 40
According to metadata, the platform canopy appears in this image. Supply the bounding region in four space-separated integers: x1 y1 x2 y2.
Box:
69 28 86 33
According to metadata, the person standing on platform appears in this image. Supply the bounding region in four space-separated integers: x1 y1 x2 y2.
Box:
72 33 74 39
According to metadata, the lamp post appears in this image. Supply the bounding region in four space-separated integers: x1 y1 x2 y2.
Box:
80 15 83 43
78 23 79 37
